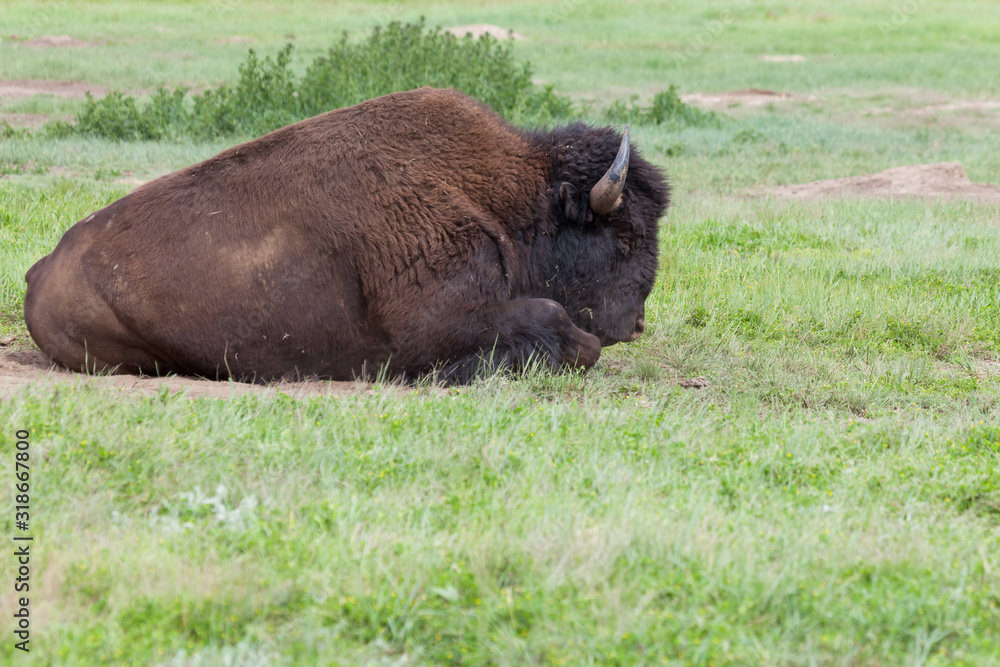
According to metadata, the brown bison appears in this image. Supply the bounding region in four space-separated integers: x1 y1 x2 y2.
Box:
24 87 670 384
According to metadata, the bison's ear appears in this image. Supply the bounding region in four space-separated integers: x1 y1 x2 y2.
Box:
559 182 591 225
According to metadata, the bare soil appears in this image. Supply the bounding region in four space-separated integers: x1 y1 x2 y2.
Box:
978 360 1000 380
21 35 97 48
0 79 106 99
0 344 366 400
682 87 1000 129
682 88 818 108
112 177 152 187
850 89 1000 129
915 100 1000 114
889 101 1000 129
760 55 805 63
447 24 525 40
760 162 1000 203
0 113 51 128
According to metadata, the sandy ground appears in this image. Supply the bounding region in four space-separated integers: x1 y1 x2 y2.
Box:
681 88 819 108
0 344 367 400
760 162 1000 202
0 341 717 398
0 79 104 130
19 35 98 48
0 112 51 128
112 177 152 187
0 79 106 99
760 54 806 63
682 87 1000 129
217 36 256 45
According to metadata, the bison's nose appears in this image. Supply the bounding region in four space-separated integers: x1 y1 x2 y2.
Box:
624 318 646 342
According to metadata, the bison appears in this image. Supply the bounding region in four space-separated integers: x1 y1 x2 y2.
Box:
24 87 670 384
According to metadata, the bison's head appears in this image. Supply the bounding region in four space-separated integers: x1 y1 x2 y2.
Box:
540 124 670 346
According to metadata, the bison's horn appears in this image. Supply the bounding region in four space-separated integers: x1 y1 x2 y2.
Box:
589 125 630 216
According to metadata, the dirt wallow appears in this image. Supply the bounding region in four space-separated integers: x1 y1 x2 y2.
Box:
16 34 98 48
0 79 106 99
681 88 819 108
0 345 364 400
759 162 1000 202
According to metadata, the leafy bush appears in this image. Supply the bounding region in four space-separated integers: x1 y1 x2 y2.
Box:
60 21 710 141
297 19 571 124
75 91 152 140
605 85 718 128
66 19 575 141
188 44 300 139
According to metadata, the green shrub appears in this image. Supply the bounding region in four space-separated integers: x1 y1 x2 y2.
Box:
297 19 558 122
60 21 713 142
606 85 718 128
65 19 575 141
188 44 300 139
75 91 152 141
142 87 190 139
58 21 715 141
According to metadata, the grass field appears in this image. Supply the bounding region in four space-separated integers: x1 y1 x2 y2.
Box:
2 1 1000 664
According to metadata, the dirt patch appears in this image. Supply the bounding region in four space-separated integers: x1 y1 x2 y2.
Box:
761 162 1000 203
112 178 152 188
0 113 51 128
915 100 1000 114
0 79 106 99
0 345 369 400
447 24 525 40
903 100 1000 130
42 166 74 179
21 35 97 48
760 54 805 63
976 360 1000 380
682 88 817 108
829 88 1000 130
217 36 256 45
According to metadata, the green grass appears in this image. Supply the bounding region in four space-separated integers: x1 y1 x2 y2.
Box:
5 1 1000 96
2 0 1000 664
3 379 1000 664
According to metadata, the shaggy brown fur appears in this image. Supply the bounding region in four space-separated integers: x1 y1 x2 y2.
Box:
24 87 669 383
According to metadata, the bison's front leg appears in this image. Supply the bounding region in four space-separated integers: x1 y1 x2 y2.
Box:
433 298 601 385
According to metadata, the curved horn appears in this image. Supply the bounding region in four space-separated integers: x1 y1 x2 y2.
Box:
589 125 630 215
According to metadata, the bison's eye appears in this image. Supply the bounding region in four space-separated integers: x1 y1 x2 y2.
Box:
615 235 632 256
